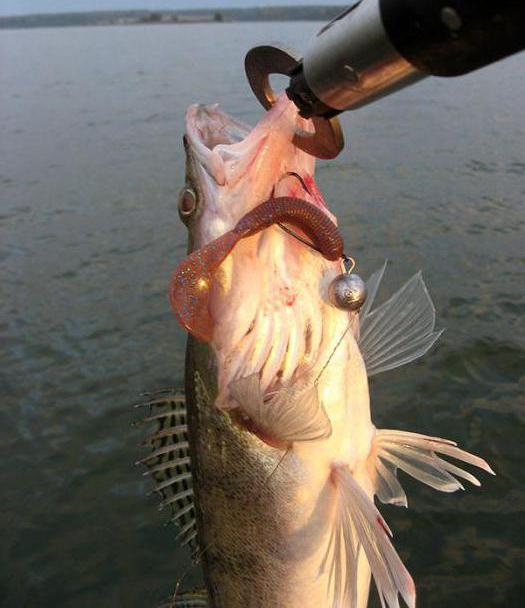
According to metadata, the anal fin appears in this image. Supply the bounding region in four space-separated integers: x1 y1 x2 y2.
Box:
324 464 416 608
135 390 198 553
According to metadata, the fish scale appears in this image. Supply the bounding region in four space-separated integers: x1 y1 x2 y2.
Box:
186 343 302 608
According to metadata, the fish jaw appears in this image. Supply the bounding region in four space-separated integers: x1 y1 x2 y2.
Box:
184 95 335 250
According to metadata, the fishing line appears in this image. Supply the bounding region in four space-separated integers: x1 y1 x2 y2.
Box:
313 257 360 383
269 173 360 386
264 447 290 485
170 446 289 604
169 541 214 604
314 322 352 385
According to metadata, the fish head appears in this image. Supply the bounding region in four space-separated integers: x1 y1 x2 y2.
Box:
175 95 352 410
179 95 335 249
178 103 249 250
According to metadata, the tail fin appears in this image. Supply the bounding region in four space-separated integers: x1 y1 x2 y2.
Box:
323 463 416 608
374 429 495 507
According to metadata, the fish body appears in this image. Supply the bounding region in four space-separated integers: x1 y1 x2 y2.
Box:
185 331 372 608
141 95 493 608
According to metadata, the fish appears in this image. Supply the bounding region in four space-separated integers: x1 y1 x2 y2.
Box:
137 94 494 608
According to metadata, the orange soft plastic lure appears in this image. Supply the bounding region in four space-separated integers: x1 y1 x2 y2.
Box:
169 197 343 342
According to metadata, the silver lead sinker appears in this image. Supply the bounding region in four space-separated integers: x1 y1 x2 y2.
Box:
245 0 525 158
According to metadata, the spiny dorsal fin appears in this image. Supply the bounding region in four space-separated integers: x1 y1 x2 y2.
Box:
373 429 495 507
135 389 197 552
359 264 443 377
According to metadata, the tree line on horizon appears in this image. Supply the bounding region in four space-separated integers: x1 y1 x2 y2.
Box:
0 5 350 29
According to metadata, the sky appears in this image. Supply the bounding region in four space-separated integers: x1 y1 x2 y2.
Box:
1 0 349 17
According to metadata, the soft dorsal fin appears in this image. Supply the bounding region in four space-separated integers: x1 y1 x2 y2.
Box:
359 263 443 376
135 389 198 553
229 374 332 444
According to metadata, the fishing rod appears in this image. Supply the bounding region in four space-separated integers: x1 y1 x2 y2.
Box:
245 0 525 159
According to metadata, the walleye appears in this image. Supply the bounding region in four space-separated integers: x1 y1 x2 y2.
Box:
138 95 494 608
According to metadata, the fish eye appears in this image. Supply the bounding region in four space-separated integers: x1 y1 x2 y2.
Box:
178 187 197 219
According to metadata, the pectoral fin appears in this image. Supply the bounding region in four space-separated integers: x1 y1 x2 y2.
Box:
359 265 443 376
229 374 332 445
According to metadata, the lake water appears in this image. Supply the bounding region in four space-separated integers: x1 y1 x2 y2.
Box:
0 22 524 608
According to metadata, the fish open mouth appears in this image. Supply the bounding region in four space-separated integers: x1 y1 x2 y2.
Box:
184 104 252 187
184 97 335 226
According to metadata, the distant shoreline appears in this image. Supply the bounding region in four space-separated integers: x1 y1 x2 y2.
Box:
0 5 351 30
